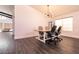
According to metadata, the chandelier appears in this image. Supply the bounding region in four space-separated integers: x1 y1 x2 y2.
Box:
45 5 54 19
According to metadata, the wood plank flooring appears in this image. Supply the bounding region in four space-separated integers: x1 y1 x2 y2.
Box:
15 36 79 54
0 32 79 54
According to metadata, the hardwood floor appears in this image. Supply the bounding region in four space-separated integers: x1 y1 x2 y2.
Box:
0 32 79 54
0 32 16 54
15 36 79 54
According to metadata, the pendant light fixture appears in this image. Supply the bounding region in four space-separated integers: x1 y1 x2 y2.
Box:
46 5 53 19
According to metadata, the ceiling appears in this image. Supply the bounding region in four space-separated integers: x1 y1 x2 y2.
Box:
30 5 79 17
0 5 14 15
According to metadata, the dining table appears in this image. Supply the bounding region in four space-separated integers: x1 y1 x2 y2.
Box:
35 29 51 43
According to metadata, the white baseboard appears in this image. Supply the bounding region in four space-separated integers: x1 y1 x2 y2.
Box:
15 34 79 40
15 35 37 39
61 34 79 39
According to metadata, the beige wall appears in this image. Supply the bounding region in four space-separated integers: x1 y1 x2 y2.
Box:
55 11 79 39
15 5 49 39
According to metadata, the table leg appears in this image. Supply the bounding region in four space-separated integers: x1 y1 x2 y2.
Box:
43 32 46 43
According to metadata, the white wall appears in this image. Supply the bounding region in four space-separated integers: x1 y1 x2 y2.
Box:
0 5 14 15
15 6 49 39
55 11 79 39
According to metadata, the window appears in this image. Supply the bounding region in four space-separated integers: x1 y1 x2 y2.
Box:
0 14 13 32
55 20 62 29
55 17 73 31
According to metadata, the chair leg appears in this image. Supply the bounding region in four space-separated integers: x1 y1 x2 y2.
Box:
60 38 63 40
56 37 63 41
58 38 63 41
53 38 57 45
46 40 50 44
